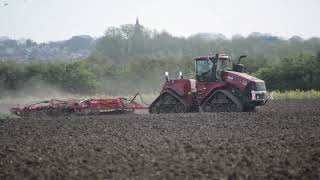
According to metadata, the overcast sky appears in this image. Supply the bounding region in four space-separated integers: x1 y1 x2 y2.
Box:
0 0 319 42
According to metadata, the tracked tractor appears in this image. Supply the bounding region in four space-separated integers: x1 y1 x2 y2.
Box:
149 54 268 113
10 54 268 117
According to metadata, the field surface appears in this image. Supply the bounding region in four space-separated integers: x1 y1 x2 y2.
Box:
0 99 320 179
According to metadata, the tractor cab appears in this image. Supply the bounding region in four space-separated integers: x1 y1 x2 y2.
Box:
194 54 231 82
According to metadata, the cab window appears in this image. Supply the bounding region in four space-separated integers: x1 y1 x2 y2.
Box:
195 60 216 82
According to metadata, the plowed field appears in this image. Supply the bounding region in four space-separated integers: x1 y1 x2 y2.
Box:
0 99 320 179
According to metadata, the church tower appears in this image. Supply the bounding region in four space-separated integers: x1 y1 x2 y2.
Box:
134 17 142 35
135 17 140 26
131 17 144 56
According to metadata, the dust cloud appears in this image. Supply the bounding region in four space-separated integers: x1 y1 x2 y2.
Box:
0 80 68 114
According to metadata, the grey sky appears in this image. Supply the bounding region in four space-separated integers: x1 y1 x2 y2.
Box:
0 0 319 42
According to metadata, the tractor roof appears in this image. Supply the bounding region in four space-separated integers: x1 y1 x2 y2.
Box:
193 54 230 61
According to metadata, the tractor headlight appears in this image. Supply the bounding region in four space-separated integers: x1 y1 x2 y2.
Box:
251 91 267 101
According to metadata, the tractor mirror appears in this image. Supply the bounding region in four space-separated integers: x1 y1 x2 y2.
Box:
165 72 169 81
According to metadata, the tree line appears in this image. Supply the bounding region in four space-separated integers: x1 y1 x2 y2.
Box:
255 52 320 91
1 23 320 95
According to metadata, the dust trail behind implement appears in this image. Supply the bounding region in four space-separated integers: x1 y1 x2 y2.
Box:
0 104 10 114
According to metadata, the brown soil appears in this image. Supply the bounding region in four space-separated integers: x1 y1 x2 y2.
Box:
0 99 319 179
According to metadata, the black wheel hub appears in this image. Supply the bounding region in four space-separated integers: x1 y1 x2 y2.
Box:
175 102 186 113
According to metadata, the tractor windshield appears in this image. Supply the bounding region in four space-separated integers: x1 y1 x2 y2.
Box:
195 60 216 82
196 60 213 75
195 56 231 82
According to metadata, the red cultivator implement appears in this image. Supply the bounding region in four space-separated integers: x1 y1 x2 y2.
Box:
10 93 148 117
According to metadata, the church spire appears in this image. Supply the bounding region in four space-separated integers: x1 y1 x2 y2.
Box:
135 17 140 27
134 17 142 35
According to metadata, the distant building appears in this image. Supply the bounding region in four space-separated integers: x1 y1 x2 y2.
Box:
131 17 144 55
133 17 142 36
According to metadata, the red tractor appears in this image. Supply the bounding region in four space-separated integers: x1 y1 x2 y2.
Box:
149 54 268 113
